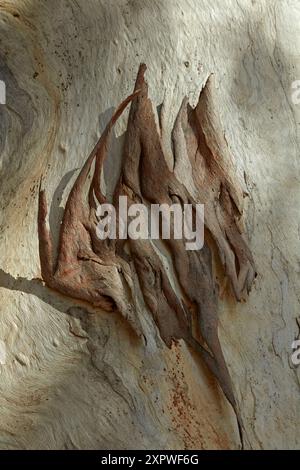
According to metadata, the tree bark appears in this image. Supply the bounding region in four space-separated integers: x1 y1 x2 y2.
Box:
0 0 299 450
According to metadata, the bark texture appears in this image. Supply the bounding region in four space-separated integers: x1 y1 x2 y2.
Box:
0 0 299 450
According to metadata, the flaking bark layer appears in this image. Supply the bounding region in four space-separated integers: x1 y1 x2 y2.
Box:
38 64 255 446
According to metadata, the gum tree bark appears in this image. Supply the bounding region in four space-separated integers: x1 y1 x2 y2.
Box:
0 0 299 450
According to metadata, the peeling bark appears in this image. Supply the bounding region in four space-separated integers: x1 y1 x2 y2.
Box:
38 64 255 446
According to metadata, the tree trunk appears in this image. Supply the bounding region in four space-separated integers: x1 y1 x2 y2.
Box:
0 0 299 450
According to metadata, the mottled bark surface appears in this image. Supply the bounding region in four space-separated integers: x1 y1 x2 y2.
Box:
0 0 299 450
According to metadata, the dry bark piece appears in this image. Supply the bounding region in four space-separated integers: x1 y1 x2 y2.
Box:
38 91 143 335
115 65 246 443
172 77 255 300
38 64 255 447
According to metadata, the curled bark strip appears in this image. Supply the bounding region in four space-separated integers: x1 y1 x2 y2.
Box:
38 64 255 446
172 77 255 300
38 91 143 333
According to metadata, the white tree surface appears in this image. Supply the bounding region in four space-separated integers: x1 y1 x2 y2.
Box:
0 0 299 450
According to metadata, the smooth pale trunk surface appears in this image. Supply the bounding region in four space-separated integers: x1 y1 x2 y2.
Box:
0 0 299 449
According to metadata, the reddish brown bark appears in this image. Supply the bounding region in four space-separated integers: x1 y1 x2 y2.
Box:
38 64 255 446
